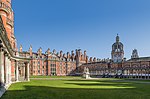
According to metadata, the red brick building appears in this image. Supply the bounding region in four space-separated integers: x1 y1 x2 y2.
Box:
79 35 150 79
19 45 88 76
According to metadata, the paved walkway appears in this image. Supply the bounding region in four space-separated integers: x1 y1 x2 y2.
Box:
0 82 15 98
0 87 6 97
0 83 12 98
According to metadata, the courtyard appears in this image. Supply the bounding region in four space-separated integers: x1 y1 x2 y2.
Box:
1 77 150 99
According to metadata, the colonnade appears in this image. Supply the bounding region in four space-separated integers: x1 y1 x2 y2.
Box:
122 69 150 79
0 47 30 87
89 69 150 79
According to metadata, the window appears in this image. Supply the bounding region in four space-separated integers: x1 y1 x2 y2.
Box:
51 64 56 75
42 70 44 75
38 70 40 74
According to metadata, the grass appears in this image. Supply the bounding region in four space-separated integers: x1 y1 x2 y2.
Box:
1 78 150 99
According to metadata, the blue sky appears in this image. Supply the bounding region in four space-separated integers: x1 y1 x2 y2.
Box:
13 0 150 59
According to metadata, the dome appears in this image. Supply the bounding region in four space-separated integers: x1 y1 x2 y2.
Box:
112 34 124 52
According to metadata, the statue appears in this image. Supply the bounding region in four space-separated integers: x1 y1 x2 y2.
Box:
83 67 90 79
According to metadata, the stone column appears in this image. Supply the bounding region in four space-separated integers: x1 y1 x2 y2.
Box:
138 70 140 79
140 70 142 79
148 70 150 79
129 70 131 78
23 66 25 78
139 70 141 79
0 48 4 86
132 70 133 79
26 62 30 81
5 53 9 84
136 70 138 79
15 61 19 82
8 58 11 83
128 70 130 78
145 70 147 79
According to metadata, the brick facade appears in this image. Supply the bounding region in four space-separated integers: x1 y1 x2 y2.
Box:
79 35 150 79
19 46 88 76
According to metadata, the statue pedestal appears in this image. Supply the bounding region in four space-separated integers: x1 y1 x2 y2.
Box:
83 72 90 79
85 73 90 79
83 67 90 79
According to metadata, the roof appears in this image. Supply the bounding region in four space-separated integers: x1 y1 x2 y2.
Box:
127 57 150 62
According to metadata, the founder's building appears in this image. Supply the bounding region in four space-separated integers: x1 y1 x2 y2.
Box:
1 0 150 91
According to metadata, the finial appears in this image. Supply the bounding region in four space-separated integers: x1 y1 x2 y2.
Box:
30 45 32 48
116 34 119 42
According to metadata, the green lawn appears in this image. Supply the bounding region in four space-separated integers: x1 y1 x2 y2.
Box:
1 78 150 99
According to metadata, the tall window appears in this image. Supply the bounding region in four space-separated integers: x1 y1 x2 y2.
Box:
38 70 40 74
51 63 56 75
42 70 44 75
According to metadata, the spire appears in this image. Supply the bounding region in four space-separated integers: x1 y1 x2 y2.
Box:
116 34 119 42
29 45 32 51
20 45 22 52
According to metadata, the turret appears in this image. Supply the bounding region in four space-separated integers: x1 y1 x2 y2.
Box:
37 47 42 56
84 50 87 60
63 53 66 58
86 56 89 63
67 52 70 59
53 49 56 54
28 45 32 56
60 50 63 57
131 49 139 59
20 45 22 52
0 0 16 49
71 50 75 61
93 57 96 62
46 48 50 55
90 57 93 62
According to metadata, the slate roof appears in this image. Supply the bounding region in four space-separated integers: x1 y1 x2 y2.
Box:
127 57 150 62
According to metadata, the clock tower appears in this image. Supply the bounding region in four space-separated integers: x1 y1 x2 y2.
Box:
111 34 124 63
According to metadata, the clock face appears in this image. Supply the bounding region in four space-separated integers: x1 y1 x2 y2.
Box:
113 53 122 62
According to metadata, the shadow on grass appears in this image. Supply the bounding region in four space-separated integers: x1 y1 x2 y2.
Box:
0 86 135 99
64 83 132 87
1 79 150 99
63 79 132 84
